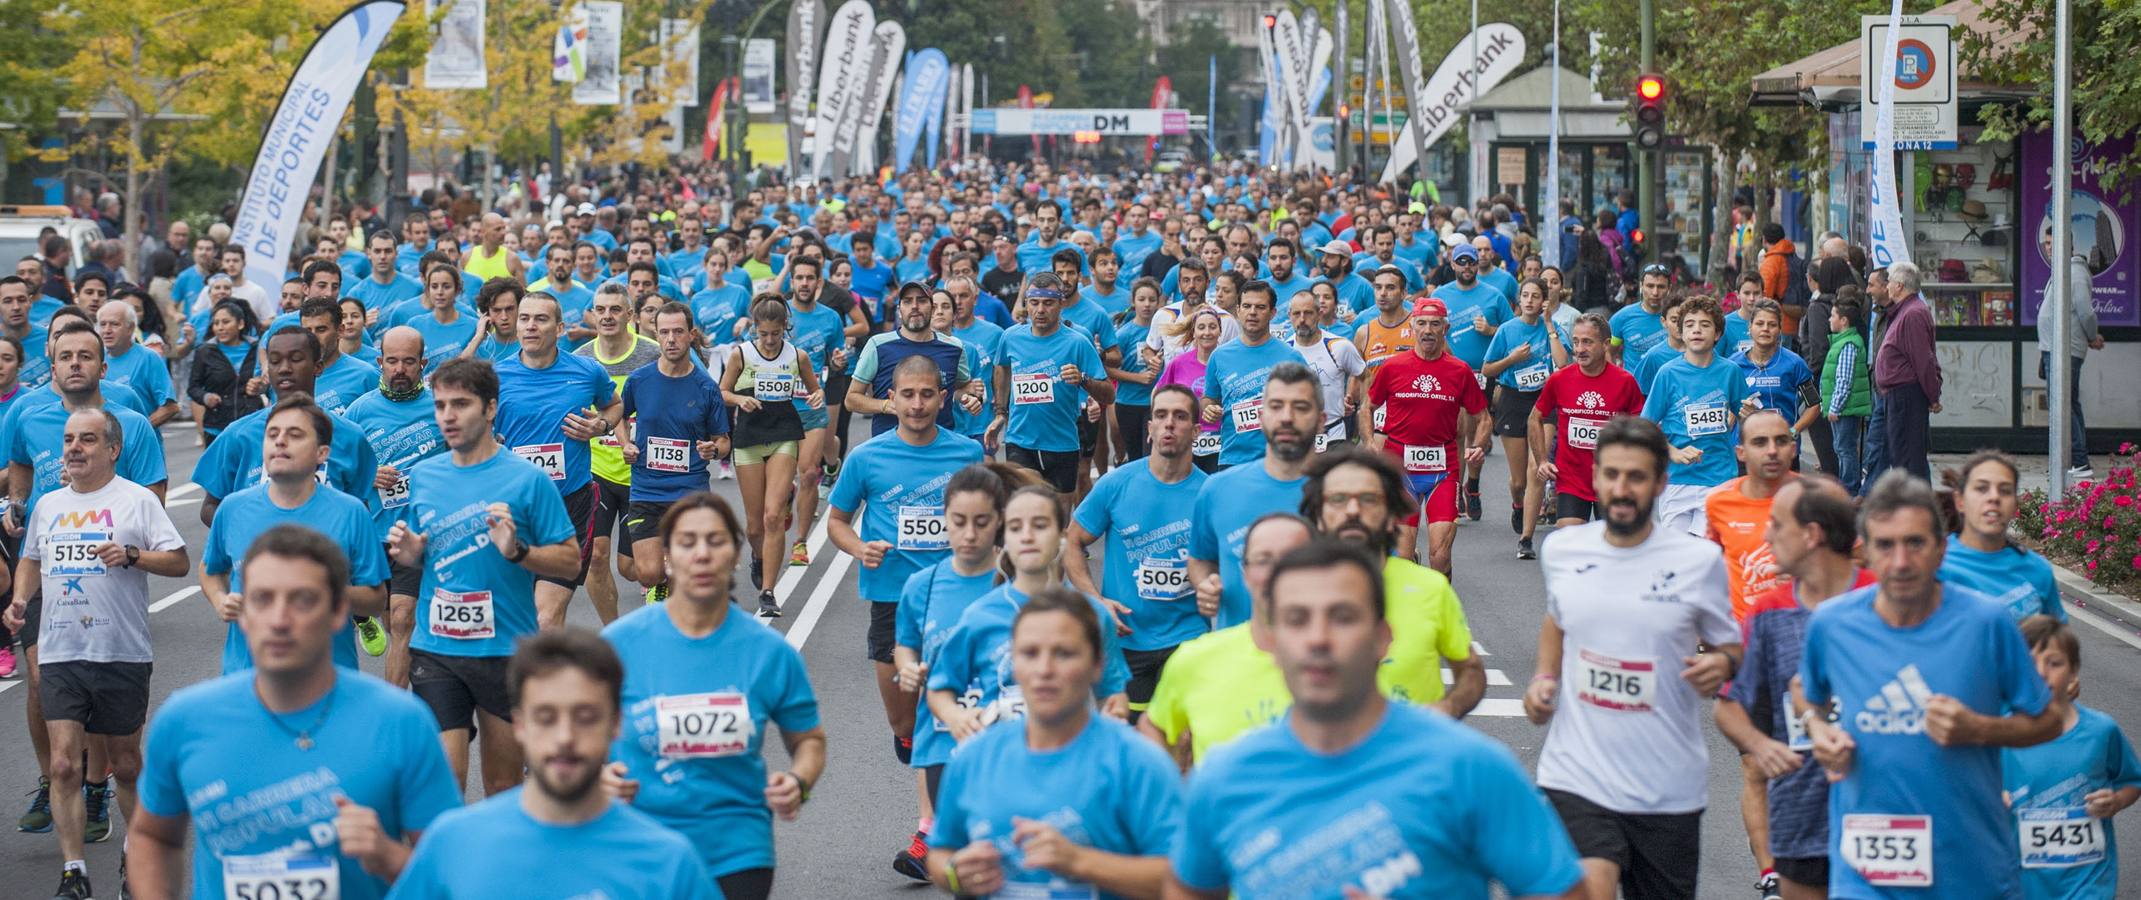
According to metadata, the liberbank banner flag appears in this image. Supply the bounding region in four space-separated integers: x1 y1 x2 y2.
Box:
1378 23 1525 183
785 0 823 176
895 49 949 172
813 0 875 179
233 0 404 296
1865 1 1913 271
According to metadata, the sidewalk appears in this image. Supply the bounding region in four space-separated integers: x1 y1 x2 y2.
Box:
1926 450 2141 651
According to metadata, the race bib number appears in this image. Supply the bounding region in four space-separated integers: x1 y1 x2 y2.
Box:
1684 403 1729 437
46 531 111 577
513 443 567 481
1566 417 1605 451
1373 405 1386 432
427 589 495 640
1515 365 1549 391
752 277 781 297
1135 556 1190 601
1402 444 1446 474
996 883 1099 900
646 437 691 473
1574 649 1656 712
379 474 410 509
2020 808 2106 869
1314 432 1329 453
1012 373 1055 405
1842 815 1933 887
753 372 795 401
1191 431 1220 456
896 505 949 552
1474 371 1488 392
655 692 754 759
1229 397 1263 433
989 685 1028 722
222 853 339 900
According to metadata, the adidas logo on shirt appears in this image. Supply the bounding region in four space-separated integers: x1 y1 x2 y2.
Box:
1855 664 1935 735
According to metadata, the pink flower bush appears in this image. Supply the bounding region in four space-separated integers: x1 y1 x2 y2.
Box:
2022 447 2141 592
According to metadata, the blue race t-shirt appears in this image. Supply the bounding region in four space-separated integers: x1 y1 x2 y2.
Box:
1074 462 1210 651
927 583 1131 721
1432 281 1509 368
1633 338 1681 395
103 343 174 413
1171 703 1584 899
8 403 166 516
404 448 575 659
343 273 423 317
493 351 616 497
690 284 751 346
202 484 389 673
602 605 820 877
1724 310 1754 356
194 406 378 511
1610 304 1668 360
1188 463 1308 629
896 559 1000 768
405 311 481 374
307 353 382 415
1202 337 1306 466
621 362 728 501
1483 317 1567 391
827 428 986 602
1061 298 1122 355
931 715 1183 900
1640 354 1749 489
1799 583 2054 899
1114 319 1156 407
950 320 1005 438
385 790 722 900
1729 346 1815 416
344 389 445 541
1080 284 1131 318
1939 535 2066 624
1113 232 1164 287
2003 705 2141 900
999 324 1107 453
138 672 461 900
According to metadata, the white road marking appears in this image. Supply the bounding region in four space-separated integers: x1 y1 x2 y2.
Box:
772 514 834 603
0 681 17 696
1442 668 1514 687
2068 601 2141 653
784 554 853 651
150 586 202 613
169 483 201 499
166 497 202 508
1470 698 1526 717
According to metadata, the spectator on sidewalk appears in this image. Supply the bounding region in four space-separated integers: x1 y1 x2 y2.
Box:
2038 230 2105 482
1861 267 1893 485
1873 261 1941 480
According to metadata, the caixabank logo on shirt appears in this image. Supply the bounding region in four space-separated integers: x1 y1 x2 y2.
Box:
1855 664 1935 735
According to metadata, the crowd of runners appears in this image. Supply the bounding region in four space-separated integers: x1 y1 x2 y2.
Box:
0 154 2130 900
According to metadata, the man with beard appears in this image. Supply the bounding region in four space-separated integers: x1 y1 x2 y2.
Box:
1530 312 1646 532
1261 238 1315 309
1314 240 1375 315
386 630 722 898
1524 415 1741 900
1199 282 1304 468
345 327 449 684
848 282 978 438
1300 447 1485 715
1016 201 1083 277
1188 363 1320 629
1432 242 1510 522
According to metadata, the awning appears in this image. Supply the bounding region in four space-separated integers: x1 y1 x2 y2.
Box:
1748 0 2031 108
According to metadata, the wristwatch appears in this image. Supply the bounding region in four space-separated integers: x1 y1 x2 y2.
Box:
124 545 141 568
504 539 530 564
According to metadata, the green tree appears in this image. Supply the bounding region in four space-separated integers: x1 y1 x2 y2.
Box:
1155 18 1244 139
1968 0 2141 195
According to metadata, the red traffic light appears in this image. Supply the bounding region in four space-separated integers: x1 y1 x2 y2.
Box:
1637 74 1665 100
1263 14 1277 28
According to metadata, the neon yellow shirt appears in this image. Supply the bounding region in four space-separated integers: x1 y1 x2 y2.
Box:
1144 555 1476 764
574 334 660 485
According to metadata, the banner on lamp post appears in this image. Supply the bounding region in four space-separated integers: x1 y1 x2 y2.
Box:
571 0 622 104
235 0 405 299
1864 4 1915 272
812 0 875 179
423 0 486 89
1378 22 1525 183
552 2 588 82
896 48 950 173
849 21 905 176
785 0 825 176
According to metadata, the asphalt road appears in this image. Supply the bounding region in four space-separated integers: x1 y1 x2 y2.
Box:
1 421 2138 898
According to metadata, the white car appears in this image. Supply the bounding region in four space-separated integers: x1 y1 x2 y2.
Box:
1153 149 1189 174
0 205 101 278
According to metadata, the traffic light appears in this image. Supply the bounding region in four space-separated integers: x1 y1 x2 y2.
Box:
1633 73 1666 149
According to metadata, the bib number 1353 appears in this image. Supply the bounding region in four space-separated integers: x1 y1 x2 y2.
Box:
1841 815 1933 887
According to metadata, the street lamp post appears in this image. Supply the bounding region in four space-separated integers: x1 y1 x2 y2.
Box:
721 34 741 184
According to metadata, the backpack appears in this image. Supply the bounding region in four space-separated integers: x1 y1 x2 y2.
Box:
1780 250 1811 309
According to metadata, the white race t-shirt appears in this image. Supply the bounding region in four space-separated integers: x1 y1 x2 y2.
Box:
23 477 186 664
1535 520 1738 814
1291 333 1367 434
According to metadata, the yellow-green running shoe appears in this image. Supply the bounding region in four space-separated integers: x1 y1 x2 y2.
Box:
355 616 387 657
644 584 669 605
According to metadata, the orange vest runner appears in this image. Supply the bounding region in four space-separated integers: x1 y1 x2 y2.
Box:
1705 475 1790 621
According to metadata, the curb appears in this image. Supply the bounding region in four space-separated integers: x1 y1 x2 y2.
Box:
2048 563 2141 652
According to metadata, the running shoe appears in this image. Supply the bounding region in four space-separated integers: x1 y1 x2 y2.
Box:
789 540 810 567
1510 502 1523 534
751 557 764 589
18 777 51 833
1756 872 1782 900
1465 480 1483 522
53 869 90 900
892 830 931 882
758 591 781 618
644 584 669 605
1517 538 1536 560
718 460 735 480
0 645 15 678
355 616 387 657
2068 465 2095 483
83 777 112 843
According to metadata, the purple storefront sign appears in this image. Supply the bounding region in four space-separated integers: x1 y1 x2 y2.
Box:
2020 130 2140 327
